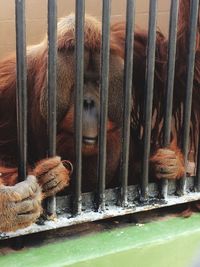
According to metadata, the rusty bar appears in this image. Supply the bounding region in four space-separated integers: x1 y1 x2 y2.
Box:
162 0 179 198
98 0 111 211
121 0 135 207
180 0 199 194
74 0 85 214
15 0 27 181
141 0 158 200
46 0 57 215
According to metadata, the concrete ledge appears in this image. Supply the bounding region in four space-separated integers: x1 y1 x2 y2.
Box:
1 214 200 267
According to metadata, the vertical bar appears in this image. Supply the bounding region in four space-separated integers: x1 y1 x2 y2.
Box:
197 136 200 191
46 0 57 215
162 0 179 198
141 0 157 200
180 0 199 194
98 0 111 211
74 0 85 214
121 0 135 207
15 0 27 181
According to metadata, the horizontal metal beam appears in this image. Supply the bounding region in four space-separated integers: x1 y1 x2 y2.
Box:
1 177 199 240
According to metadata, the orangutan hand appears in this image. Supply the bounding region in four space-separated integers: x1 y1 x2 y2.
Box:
34 156 71 198
150 148 185 179
0 175 42 232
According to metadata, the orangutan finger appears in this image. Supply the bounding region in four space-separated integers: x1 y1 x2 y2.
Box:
34 157 61 177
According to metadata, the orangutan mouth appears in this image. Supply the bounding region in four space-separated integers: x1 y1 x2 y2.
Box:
83 136 98 145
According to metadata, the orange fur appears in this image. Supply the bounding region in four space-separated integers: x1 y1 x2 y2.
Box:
0 1 199 231
0 14 123 195
112 0 199 182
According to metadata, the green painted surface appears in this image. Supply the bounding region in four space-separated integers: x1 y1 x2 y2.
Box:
1 214 200 267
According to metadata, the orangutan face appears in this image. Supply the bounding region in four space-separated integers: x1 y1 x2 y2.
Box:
40 47 124 154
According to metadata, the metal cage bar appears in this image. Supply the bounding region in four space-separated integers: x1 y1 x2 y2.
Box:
197 138 200 191
141 0 158 200
121 0 135 207
162 0 179 198
98 0 111 211
180 0 199 194
74 0 85 214
15 0 27 181
46 0 57 215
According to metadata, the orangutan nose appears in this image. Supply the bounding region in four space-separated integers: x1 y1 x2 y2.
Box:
82 96 98 145
83 97 95 111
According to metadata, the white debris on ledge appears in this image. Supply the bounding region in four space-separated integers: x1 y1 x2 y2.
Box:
1 192 200 240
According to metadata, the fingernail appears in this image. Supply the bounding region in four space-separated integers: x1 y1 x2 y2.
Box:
62 160 73 175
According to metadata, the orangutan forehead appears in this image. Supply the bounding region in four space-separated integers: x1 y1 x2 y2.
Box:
56 13 122 56
58 14 102 34
26 14 122 58
57 14 102 51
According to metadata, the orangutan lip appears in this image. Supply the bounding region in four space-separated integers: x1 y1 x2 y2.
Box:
66 126 120 139
82 136 97 145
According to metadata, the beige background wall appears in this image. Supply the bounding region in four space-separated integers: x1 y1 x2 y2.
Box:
0 0 171 59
